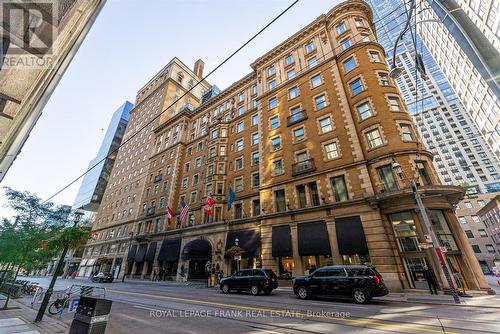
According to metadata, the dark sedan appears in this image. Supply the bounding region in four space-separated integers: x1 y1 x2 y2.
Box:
91 272 114 283
293 265 388 304
220 269 278 295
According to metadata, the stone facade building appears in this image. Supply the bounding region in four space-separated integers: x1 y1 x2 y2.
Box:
81 0 489 292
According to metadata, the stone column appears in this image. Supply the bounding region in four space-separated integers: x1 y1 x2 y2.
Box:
326 220 342 265
290 224 303 276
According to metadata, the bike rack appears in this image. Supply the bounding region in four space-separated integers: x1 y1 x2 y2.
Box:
30 286 44 308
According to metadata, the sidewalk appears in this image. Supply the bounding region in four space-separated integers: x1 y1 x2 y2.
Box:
0 297 69 334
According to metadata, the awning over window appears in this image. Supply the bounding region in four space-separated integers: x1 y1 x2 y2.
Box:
272 225 292 257
298 221 331 256
181 239 212 260
134 244 148 262
127 244 137 262
335 216 368 255
145 242 157 262
157 238 182 262
225 230 261 258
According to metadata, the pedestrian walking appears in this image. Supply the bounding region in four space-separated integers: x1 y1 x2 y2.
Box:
423 265 438 295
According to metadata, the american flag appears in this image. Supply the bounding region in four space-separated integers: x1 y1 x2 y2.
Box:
179 199 190 225
165 206 174 225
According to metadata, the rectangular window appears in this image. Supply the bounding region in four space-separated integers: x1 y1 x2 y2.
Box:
273 159 283 175
297 185 307 208
366 128 383 148
252 173 260 187
293 127 305 143
355 18 364 27
252 199 261 216
235 157 243 170
343 57 356 72
252 84 258 95
252 114 259 126
275 189 286 212
267 65 276 76
486 245 495 253
287 69 296 80
285 54 294 65
315 94 327 110
238 106 244 116
216 182 224 195
324 142 339 159
378 165 398 191
235 139 244 152
305 41 315 53
251 132 259 145
236 122 244 133
379 72 389 85
331 176 348 202
388 97 402 111
235 178 243 192
337 22 346 34
252 151 260 165
341 38 352 50
308 182 320 206
350 78 364 94
269 97 278 109
308 56 317 68
472 245 481 253
220 146 226 156
464 230 474 238
234 204 243 219
357 102 373 120
270 115 280 129
479 229 488 237
400 124 414 141
319 117 333 133
311 74 322 88
369 51 381 62
271 137 281 151
269 80 276 90
288 86 299 99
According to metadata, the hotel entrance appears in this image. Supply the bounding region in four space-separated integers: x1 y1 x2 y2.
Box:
181 238 212 280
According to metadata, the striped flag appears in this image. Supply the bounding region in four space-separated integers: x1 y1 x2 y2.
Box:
204 194 214 215
165 206 174 225
179 199 190 225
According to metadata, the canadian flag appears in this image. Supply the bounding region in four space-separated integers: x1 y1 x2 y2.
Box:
204 194 214 215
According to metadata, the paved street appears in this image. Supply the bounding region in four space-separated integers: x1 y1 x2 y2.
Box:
15 276 500 334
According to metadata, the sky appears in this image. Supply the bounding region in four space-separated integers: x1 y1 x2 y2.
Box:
0 0 341 219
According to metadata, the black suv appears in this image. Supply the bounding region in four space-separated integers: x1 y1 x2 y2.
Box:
91 272 114 283
220 269 278 295
293 265 388 304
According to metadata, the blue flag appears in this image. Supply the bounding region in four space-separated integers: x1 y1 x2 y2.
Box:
227 186 235 210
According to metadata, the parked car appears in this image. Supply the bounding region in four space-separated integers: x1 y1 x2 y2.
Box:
220 269 278 295
91 272 114 283
293 265 388 304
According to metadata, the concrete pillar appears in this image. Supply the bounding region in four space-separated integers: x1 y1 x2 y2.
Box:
290 224 303 276
326 221 342 265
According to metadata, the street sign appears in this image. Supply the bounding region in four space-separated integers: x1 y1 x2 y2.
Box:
418 243 433 249
68 298 80 313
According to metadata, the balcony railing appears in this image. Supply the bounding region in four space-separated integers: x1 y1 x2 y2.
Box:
292 158 316 176
287 110 307 126
146 207 155 216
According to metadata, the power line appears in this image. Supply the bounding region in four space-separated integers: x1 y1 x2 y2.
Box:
42 0 300 204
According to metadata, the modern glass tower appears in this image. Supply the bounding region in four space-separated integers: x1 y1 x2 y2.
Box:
367 0 500 273
73 101 133 211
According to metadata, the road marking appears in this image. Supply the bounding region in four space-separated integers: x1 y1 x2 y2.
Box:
108 289 458 334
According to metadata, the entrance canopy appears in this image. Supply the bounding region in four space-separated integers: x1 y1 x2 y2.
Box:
335 216 368 255
157 238 182 262
297 221 331 256
272 225 292 257
145 242 157 262
127 244 137 262
225 230 261 258
181 239 211 260
135 244 148 262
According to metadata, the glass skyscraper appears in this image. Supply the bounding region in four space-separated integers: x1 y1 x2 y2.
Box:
73 101 133 211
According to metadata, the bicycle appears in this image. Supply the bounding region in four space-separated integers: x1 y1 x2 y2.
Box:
48 289 72 315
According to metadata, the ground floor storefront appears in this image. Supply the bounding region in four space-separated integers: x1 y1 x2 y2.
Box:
81 193 491 293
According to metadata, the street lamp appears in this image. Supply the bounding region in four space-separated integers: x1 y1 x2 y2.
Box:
122 231 134 282
391 160 461 303
234 237 240 272
35 209 85 322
